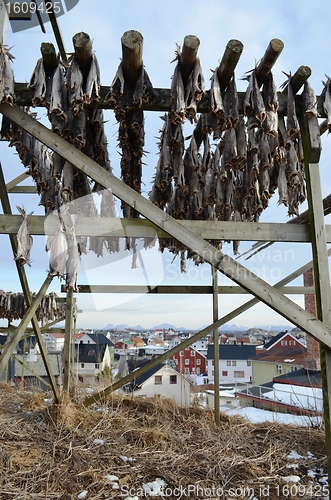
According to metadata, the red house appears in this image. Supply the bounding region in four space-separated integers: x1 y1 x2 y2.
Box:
171 346 206 375
264 331 305 351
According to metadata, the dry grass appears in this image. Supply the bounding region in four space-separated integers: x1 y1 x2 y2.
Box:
0 383 327 499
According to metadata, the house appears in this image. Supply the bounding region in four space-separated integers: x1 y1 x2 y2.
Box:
168 336 182 349
235 368 323 416
249 345 307 385
170 346 206 375
132 336 145 347
207 344 257 384
128 362 191 407
74 343 112 383
11 350 62 391
264 331 305 350
42 332 65 352
76 332 115 364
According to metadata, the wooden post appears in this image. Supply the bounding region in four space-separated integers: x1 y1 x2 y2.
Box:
255 38 284 87
0 274 54 375
179 35 200 88
63 288 74 393
0 163 60 402
217 39 244 91
290 65 311 95
212 266 220 424
121 30 143 89
40 42 58 78
72 32 93 81
300 111 331 485
47 4 67 64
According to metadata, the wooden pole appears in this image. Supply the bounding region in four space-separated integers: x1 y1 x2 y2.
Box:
47 5 67 64
179 35 200 88
40 42 58 78
0 164 60 402
255 38 284 87
290 65 312 95
121 30 143 89
83 250 331 406
72 32 93 81
300 112 331 486
63 288 74 393
0 274 54 375
2 105 331 349
217 39 244 91
212 267 220 424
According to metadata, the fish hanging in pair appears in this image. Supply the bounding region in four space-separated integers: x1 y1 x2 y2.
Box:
15 206 33 267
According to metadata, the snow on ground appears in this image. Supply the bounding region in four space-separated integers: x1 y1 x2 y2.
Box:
224 406 323 427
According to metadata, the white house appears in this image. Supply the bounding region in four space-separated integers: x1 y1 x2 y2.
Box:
207 344 257 384
131 363 191 407
42 333 65 352
74 343 111 383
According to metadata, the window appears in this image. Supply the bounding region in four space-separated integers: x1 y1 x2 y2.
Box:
196 367 200 375
170 375 177 384
289 340 296 346
234 371 244 377
88 348 94 356
281 340 287 346
155 375 162 385
190 350 195 356
174 359 178 365
95 363 99 369
222 371 228 376
185 347 190 351
192 367 195 373
290 366 298 372
247 361 252 366
226 360 231 366
180 351 184 357
81 363 84 368
276 364 282 374
184 368 190 374
185 359 190 365
196 359 201 365
232 361 237 366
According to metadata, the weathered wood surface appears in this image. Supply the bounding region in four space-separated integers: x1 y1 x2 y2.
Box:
217 39 243 91
61 284 317 295
63 288 74 393
121 30 144 88
2 103 331 350
13 84 327 116
255 38 284 87
212 266 220 425
179 35 200 88
2 214 331 242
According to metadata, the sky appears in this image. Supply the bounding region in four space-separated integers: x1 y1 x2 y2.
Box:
1 0 331 331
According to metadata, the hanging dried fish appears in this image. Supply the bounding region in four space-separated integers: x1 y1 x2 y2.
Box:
84 53 101 104
66 57 84 115
322 75 331 131
100 188 120 253
65 225 80 292
15 206 33 267
303 80 320 118
170 62 186 124
185 56 205 123
224 75 239 129
244 70 266 125
208 70 225 137
29 57 48 107
285 76 300 140
262 71 279 137
48 218 68 277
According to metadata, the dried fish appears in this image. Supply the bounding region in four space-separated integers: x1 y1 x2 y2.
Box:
303 80 320 118
262 71 279 137
322 75 331 130
224 75 239 128
48 218 68 277
244 70 266 125
286 77 300 140
65 225 80 291
185 56 205 123
15 206 33 267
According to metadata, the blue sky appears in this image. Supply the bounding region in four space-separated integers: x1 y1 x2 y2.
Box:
0 0 330 330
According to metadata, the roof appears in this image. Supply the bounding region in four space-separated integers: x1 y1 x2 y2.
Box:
207 344 257 360
273 368 322 388
78 344 107 363
87 333 114 346
264 331 303 350
127 360 181 388
249 345 307 365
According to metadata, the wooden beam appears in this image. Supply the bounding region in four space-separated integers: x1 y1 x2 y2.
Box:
64 284 317 295
2 104 331 350
255 38 284 87
179 35 200 88
63 288 74 393
121 30 143 89
12 84 327 117
212 266 220 425
40 42 58 78
2 213 330 242
47 4 67 64
5 172 29 191
217 39 243 91
290 65 312 95
83 248 331 406
300 111 331 485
